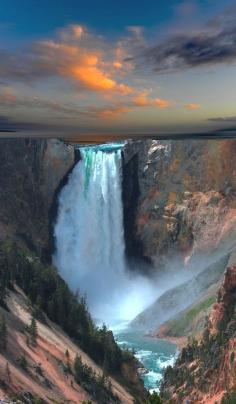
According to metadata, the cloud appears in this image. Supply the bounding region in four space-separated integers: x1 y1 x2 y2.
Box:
97 106 132 119
133 91 150 107
0 114 60 132
133 91 171 108
0 49 55 81
0 115 16 131
127 26 144 37
0 88 84 116
154 98 171 108
184 103 200 110
0 87 134 120
36 37 134 95
142 11 236 73
0 25 134 96
208 115 236 122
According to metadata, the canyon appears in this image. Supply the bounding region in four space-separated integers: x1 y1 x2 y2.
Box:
0 138 236 402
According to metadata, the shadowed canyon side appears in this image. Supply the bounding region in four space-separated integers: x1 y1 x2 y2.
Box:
0 138 75 261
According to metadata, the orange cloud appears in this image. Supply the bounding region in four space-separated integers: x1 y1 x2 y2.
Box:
39 37 133 95
113 45 134 73
133 91 150 106
133 91 171 108
184 103 200 110
153 98 171 108
71 25 84 39
113 61 123 69
0 87 17 104
98 106 132 119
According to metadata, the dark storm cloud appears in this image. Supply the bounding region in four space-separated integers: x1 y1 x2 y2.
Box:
142 16 236 73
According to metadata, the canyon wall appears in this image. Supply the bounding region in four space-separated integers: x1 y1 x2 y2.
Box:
0 139 75 261
160 265 236 403
123 139 236 270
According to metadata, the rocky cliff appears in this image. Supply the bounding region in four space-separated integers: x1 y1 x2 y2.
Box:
0 139 75 261
160 266 236 403
123 139 236 269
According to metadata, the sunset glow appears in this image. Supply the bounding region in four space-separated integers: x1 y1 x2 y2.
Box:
0 0 235 136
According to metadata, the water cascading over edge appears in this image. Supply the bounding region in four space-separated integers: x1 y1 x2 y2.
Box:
54 144 155 325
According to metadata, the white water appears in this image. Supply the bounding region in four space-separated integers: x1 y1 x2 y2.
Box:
54 145 156 324
114 327 177 392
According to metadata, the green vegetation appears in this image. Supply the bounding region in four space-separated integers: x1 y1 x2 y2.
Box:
0 313 7 350
0 241 144 399
165 296 215 337
74 354 120 403
26 316 38 347
221 389 236 403
18 354 28 371
145 391 163 403
161 287 236 401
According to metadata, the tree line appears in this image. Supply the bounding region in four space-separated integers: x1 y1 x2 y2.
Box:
0 241 133 378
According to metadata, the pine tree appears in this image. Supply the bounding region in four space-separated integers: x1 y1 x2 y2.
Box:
65 349 70 361
5 362 11 383
29 316 37 347
65 349 71 373
0 313 7 350
19 354 28 371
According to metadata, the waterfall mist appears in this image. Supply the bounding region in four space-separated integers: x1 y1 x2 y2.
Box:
53 145 156 325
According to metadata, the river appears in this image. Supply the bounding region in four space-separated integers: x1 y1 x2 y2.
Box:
114 326 177 392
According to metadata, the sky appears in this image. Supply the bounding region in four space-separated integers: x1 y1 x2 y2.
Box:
0 0 236 137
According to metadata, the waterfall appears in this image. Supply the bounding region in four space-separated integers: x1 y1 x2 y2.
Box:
54 144 155 325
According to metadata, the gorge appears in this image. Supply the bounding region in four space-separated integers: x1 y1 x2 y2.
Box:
53 143 178 393
0 138 236 403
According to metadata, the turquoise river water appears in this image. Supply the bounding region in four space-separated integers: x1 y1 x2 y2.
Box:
114 328 177 392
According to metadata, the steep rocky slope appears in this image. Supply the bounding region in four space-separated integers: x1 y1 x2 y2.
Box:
123 139 236 269
0 285 136 403
155 287 217 346
0 139 75 261
160 265 236 403
130 254 228 333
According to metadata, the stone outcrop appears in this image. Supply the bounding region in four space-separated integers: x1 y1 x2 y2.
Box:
208 266 236 337
123 139 236 269
0 139 75 261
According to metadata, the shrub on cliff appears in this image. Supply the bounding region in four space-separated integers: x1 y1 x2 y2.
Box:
221 389 236 403
74 354 120 403
0 313 7 350
145 391 163 403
